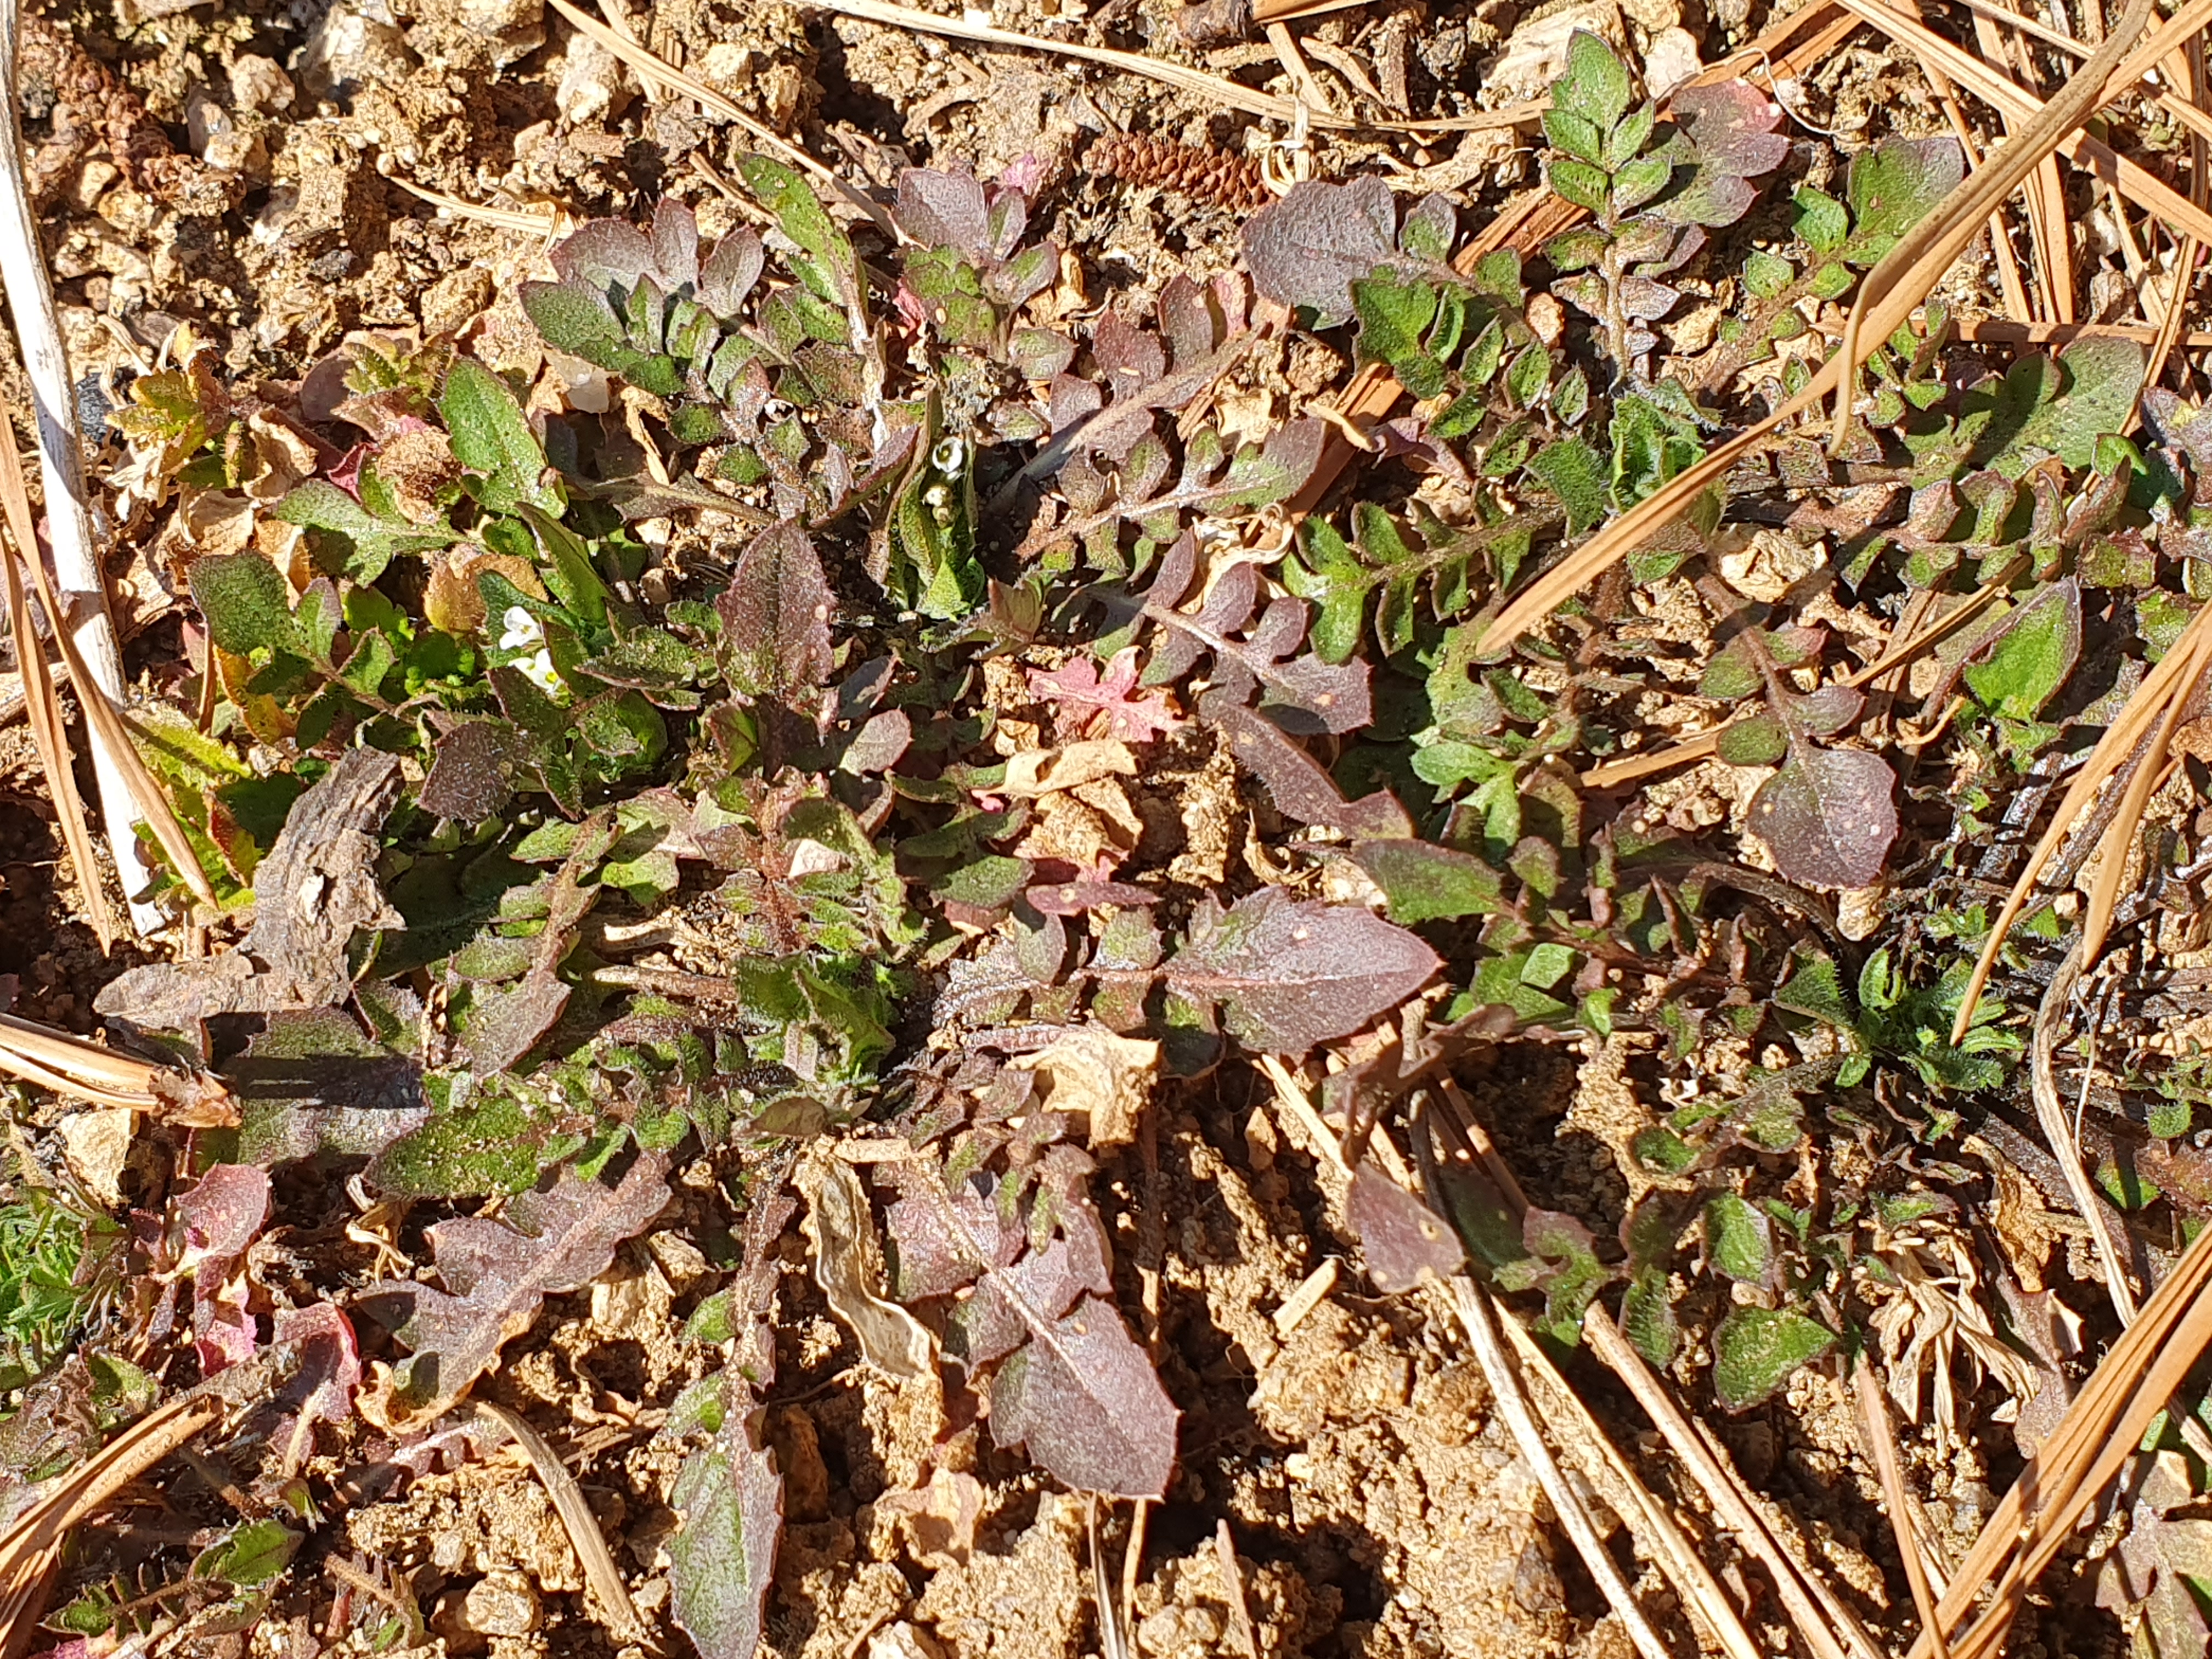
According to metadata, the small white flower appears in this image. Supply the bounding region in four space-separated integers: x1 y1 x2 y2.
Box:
498 605 544 652
517 648 563 697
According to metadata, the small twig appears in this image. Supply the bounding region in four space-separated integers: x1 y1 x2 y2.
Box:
1212 1522 1260 1659
793 0 1545 133
1852 1361 1953 1659
1447 1276 1675 1659
468 1401 650 1647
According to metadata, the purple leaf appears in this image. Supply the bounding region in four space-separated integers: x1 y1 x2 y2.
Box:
895 168 990 258
176 1164 271 1270
1165 890 1441 1052
1206 699 1412 836
357 1153 671 1431
1348 1164 1464 1293
1136 534 1370 735
669 1424 782 1659
652 199 701 293
989 1295 1178 1498
420 719 527 823
1750 744 1899 889
955 1220 1115 1369
462 969 572 1073
699 230 765 315
718 521 833 701
549 219 656 291
1242 177 1398 324
1670 80 1791 177
265 1304 362 1473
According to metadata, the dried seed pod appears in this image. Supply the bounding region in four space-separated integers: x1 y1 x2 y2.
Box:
1091 133 1272 214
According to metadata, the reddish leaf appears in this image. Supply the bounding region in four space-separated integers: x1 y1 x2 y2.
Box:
718 520 833 700
266 1304 362 1473
358 1154 670 1431
1165 890 1441 1052
1749 744 1898 889
1348 1165 1465 1293
1206 698 1411 837
1028 648 1185 743
989 1295 1178 1498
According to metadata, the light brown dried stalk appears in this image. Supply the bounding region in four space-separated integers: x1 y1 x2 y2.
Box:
0 1007 233 1124
1852 1361 1953 1659
793 0 1546 134
0 419 216 909
1911 1218 2212 1659
0 457 108 947
0 0 159 928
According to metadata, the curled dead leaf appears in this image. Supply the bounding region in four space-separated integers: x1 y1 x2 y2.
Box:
1011 1025 1161 1149
1000 740 1138 798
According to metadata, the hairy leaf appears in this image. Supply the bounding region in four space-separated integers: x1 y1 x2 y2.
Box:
1963 577 2083 720
988 1295 1178 1498
1208 699 1413 838
1711 1306 1834 1409
1164 889 1441 1052
719 520 833 701
357 1152 670 1430
1242 177 1399 325
1749 745 1898 889
669 1421 782 1659
1348 839 1507 924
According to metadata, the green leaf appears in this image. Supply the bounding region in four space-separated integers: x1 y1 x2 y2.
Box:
441 360 557 513
520 279 624 361
1612 153 1673 214
190 552 305 658
1711 1307 1835 1409
1348 839 1506 923
1543 108 1606 165
1521 941 1575 990
1716 710 1786 766
740 156 855 307
1702 1194 1774 1284
196 1521 300 1588
1352 275 1444 396
1744 250 1796 300
1620 1265 1679 1366
1547 157 1612 214
2012 336 2148 470
1845 135 1966 265
1774 951 1853 1026
1792 185 1848 254
1963 578 2082 720
1526 438 1607 534
1552 30 1632 129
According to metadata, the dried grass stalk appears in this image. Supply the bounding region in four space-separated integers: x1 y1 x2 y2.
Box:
0 0 159 928
0 417 216 909
0 464 109 948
